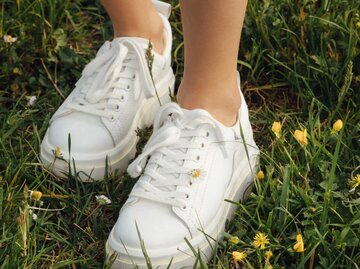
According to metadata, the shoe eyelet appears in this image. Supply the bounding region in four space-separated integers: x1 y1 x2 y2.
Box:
109 115 115 121
120 95 125 101
182 205 187 210
127 85 130 90
201 143 205 148
132 74 136 79
196 155 200 161
189 181 193 186
206 131 210 138
185 194 190 199
115 104 120 111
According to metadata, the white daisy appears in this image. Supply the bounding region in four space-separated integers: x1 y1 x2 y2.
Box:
27 96 37 106
3 35 17 44
95 194 111 205
29 209 38 221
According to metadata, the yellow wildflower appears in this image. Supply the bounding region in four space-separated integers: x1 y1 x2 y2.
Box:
265 250 273 261
293 233 305 253
53 146 62 158
332 119 343 133
253 232 269 249
13 67 21 75
309 207 317 213
10 83 20 92
229 236 240 244
350 174 360 189
294 129 308 146
3 34 18 44
232 251 247 262
257 170 265 180
271 121 282 138
357 21 360 29
30 190 42 200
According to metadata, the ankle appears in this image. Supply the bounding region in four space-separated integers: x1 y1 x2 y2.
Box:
177 84 241 127
113 13 164 54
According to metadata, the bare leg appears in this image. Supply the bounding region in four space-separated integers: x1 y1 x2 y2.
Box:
177 0 248 126
101 0 164 53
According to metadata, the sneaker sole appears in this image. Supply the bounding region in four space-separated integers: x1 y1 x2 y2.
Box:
105 148 259 268
40 69 175 182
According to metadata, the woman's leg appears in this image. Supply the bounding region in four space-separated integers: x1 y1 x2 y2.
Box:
177 0 248 126
106 2 260 267
101 0 164 53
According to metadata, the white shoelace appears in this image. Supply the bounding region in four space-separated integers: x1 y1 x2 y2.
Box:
127 103 229 209
68 39 154 119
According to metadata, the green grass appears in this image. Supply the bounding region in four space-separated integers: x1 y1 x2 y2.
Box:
0 0 359 268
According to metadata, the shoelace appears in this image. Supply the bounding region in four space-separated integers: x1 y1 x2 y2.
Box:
68 39 154 119
127 103 228 208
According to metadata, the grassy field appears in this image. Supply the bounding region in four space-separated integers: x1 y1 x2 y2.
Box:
0 0 359 268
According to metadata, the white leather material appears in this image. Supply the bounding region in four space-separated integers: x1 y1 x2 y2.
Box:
43 36 167 151
108 82 260 267
175 146 234 234
114 200 190 249
152 0 171 19
41 7 175 181
47 112 114 153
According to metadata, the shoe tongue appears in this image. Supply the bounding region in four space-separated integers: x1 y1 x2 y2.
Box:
139 106 239 198
176 107 224 135
179 107 238 140
182 107 211 116
143 108 214 192
96 41 112 56
96 37 151 57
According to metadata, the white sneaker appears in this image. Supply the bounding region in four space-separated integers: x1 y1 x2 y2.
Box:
40 1 175 181
106 75 259 268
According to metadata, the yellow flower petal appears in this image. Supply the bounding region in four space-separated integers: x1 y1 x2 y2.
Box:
293 233 305 252
229 236 240 244
191 169 201 179
30 191 42 200
253 232 269 249
189 169 206 182
13 67 21 75
294 129 308 146
10 83 20 92
350 174 360 189
271 121 282 138
309 207 317 213
332 119 343 133
265 250 273 261
232 251 247 262
54 146 62 158
257 170 265 180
